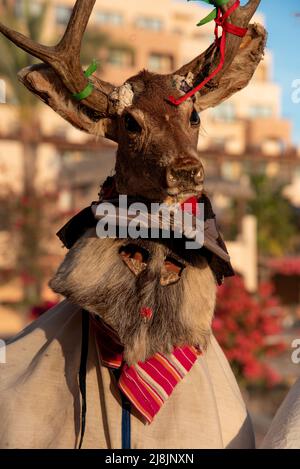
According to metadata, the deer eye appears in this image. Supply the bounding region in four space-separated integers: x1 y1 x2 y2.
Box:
124 114 142 133
190 109 200 127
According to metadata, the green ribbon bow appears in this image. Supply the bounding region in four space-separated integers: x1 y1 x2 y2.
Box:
72 59 98 101
188 0 230 26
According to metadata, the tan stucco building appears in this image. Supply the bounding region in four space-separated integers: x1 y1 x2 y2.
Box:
0 0 294 193
0 0 298 308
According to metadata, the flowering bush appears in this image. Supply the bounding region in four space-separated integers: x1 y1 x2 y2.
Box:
0 188 66 308
213 276 286 389
267 257 300 276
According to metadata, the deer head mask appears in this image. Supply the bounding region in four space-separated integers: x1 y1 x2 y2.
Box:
0 0 266 362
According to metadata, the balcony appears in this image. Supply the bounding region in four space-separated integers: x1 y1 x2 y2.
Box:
245 118 292 157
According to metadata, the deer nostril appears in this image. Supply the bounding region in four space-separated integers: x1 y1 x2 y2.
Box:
194 167 204 185
166 169 179 188
166 165 204 193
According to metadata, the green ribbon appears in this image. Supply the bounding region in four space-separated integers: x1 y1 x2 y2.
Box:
188 0 230 26
72 59 98 101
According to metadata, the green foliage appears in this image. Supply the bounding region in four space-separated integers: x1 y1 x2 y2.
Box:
0 0 49 109
0 2 51 306
0 189 62 308
0 1 118 108
81 30 109 68
0 1 131 308
248 174 297 257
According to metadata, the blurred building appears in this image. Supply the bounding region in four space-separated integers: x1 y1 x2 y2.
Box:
0 0 299 301
0 0 296 194
47 0 294 159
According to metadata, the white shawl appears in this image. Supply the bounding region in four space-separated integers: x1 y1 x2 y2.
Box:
0 301 254 449
261 378 300 449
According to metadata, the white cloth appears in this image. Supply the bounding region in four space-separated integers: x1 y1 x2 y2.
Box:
0 301 254 449
261 379 300 449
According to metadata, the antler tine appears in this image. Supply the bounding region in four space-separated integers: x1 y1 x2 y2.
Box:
242 0 261 18
53 0 115 114
0 21 56 64
174 0 261 90
0 0 115 116
216 0 261 71
216 0 261 75
58 0 97 52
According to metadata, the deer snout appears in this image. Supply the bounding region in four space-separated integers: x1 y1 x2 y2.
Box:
166 162 204 195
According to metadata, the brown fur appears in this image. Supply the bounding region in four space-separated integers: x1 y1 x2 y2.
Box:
115 71 202 201
50 229 216 365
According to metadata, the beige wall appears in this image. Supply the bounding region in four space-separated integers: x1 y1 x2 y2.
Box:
227 215 258 292
247 118 292 148
0 141 23 194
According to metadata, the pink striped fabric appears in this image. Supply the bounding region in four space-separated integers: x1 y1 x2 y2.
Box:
92 315 201 423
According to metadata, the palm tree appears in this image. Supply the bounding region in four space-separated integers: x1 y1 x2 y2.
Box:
0 0 49 196
0 0 114 196
0 1 50 307
248 174 297 257
0 0 125 307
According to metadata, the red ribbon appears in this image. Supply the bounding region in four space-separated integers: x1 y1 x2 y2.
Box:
180 196 200 216
168 0 248 106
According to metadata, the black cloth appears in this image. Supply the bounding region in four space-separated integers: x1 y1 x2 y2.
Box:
56 193 234 286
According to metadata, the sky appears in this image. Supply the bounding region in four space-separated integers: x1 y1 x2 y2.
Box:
180 0 300 146
258 0 300 146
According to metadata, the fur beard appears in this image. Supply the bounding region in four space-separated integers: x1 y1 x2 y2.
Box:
49 229 216 365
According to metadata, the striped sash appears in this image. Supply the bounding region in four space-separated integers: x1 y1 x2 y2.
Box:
92 315 201 423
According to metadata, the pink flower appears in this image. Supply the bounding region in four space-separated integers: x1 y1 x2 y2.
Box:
213 276 285 388
244 361 264 381
265 367 281 387
212 317 223 331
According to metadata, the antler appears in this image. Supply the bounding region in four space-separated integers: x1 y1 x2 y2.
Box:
0 0 114 116
175 0 262 100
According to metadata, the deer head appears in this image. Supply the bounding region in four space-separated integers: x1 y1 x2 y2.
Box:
0 0 266 203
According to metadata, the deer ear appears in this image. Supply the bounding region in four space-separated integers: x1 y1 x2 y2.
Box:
194 24 267 112
18 64 118 142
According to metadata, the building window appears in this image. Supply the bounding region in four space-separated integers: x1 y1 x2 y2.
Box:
249 105 273 119
55 6 72 26
135 17 163 31
14 0 22 16
214 137 227 149
95 11 123 26
15 0 42 17
148 53 174 73
221 161 240 181
107 48 135 67
212 103 236 122
172 28 183 35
